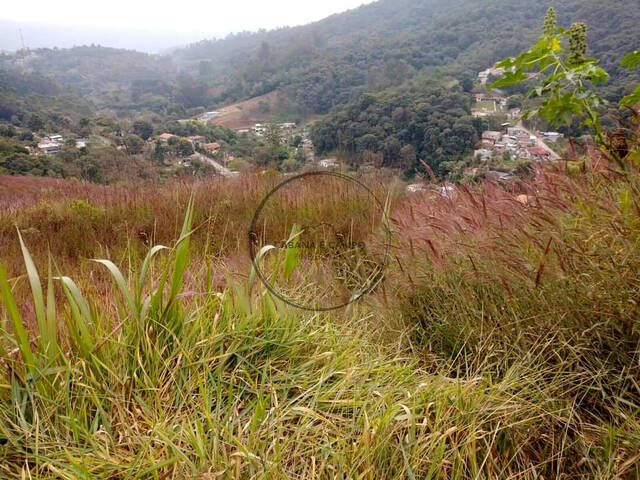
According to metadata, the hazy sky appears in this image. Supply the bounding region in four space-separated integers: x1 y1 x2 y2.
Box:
1 0 374 52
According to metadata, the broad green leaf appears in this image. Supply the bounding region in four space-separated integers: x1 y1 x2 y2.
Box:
248 245 277 289
539 93 584 127
56 276 95 356
620 83 640 107
489 69 528 90
621 49 640 70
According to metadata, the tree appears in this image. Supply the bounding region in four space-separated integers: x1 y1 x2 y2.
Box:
124 134 144 155
177 139 195 157
460 74 475 92
133 120 153 140
264 124 282 149
27 114 44 132
152 141 166 164
399 144 417 170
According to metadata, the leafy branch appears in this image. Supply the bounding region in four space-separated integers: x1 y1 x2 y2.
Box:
490 8 609 148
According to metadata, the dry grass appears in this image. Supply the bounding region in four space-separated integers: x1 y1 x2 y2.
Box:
0 162 639 478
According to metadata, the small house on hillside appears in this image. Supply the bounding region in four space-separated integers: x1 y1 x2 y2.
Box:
158 133 175 145
37 141 60 155
481 131 502 147
202 142 220 154
187 135 205 147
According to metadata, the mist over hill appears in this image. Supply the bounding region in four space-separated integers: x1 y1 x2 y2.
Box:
0 20 214 53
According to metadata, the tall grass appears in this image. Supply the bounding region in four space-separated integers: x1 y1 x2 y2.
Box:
0 164 639 477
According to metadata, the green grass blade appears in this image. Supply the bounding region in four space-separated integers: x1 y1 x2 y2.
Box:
45 259 58 359
17 230 46 351
93 259 138 321
249 245 277 291
56 276 95 356
137 245 169 299
0 262 36 375
283 224 301 280
170 199 194 300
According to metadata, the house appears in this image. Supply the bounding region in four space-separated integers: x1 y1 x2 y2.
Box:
439 185 456 198
49 134 63 143
37 140 60 155
187 135 205 147
471 109 490 118
493 142 506 152
202 142 220 154
301 139 314 162
158 133 175 144
280 122 296 135
526 146 551 161
507 127 528 138
478 67 507 85
486 171 513 182
481 131 502 147
253 124 266 136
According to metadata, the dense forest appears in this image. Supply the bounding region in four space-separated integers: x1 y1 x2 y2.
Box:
0 70 93 125
310 69 478 174
174 0 640 112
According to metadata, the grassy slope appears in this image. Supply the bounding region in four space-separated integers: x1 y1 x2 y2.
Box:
0 162 639 478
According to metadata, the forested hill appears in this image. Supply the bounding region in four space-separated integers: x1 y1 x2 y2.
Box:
174 0 640 113
0 46 177 112
0 70 94 125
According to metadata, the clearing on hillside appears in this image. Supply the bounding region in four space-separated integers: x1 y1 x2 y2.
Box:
209 91 284 130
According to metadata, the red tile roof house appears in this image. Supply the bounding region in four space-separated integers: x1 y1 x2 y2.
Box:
202 142 221 154
158 133 175 144
187 135 205 147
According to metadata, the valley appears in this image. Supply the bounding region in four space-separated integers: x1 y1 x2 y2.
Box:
0 1 639 477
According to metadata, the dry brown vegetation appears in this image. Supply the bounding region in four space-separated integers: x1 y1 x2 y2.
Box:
0 161 639 478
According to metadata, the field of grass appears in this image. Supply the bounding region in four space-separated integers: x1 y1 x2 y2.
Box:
0 161 639 478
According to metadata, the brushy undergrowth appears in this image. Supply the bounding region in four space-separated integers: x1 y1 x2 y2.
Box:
0 164 639 478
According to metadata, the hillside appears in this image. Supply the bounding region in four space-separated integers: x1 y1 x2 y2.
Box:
0 69 94 124
1 0 640 180
3 0 639 119
1 46 177 113
174 0 640 112
2 1 640 476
